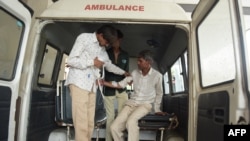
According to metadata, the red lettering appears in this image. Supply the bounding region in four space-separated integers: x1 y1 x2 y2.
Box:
106 5 112 10
125 5 131 11
139 6 144 11
119 5 124 11
91 5 99 10
100 5 105 10
84 5 91 10
132 6 137 11
113 5 118 10
84 4 144 12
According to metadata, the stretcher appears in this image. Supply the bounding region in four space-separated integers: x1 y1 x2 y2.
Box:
139 113 179 141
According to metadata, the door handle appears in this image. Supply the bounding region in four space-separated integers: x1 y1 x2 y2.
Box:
213 107 225 124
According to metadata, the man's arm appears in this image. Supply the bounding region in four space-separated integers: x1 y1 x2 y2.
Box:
100 50 128 76
154 74 164 114
102 76 133 88
103 81 123 89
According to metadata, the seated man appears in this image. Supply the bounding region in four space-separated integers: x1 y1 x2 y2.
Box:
102 50 167 141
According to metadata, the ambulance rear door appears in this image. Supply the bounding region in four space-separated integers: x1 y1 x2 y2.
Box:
0 0 32 141
190 0 250 141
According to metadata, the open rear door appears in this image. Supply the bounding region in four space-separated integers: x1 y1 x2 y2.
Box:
190 0 250 141
0 1 32 141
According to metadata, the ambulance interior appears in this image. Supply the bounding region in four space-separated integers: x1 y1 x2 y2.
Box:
27 21 189 141
0 1 191 140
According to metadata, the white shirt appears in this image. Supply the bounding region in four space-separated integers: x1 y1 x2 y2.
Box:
119 68 163 112
65 32 125 93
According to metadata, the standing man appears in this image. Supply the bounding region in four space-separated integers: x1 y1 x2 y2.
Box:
104 29 129 141
65 25 128 141
103 50 167 141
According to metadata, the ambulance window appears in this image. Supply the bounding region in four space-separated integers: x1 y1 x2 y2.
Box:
0 9 24 80
184 51 188 76
163 51 187 94
38 44 58 85
197 0 235 87
247 29 250 61
170 57 185 93
60 54 69 80
163 72 170 94
241 0 250 93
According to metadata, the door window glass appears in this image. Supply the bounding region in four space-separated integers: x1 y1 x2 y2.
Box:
170 57 185 93
0 9 24 80
241 0 250 93
197 0 235 87
38 44 58 85
163 72 170 94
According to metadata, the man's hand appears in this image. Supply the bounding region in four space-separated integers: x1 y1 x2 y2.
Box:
96 79 104 85
125 76 133 85
94 57 104 68
128 80 133 86
65 63 71 67
124 72 130 76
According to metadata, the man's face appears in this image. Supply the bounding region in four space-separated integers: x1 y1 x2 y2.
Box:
112 38 121 48
137 57 150 70
97 34 109 47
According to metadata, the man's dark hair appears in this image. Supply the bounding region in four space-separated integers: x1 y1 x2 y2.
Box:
96 24 117 45
138 50 154 64
117 29 124 39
